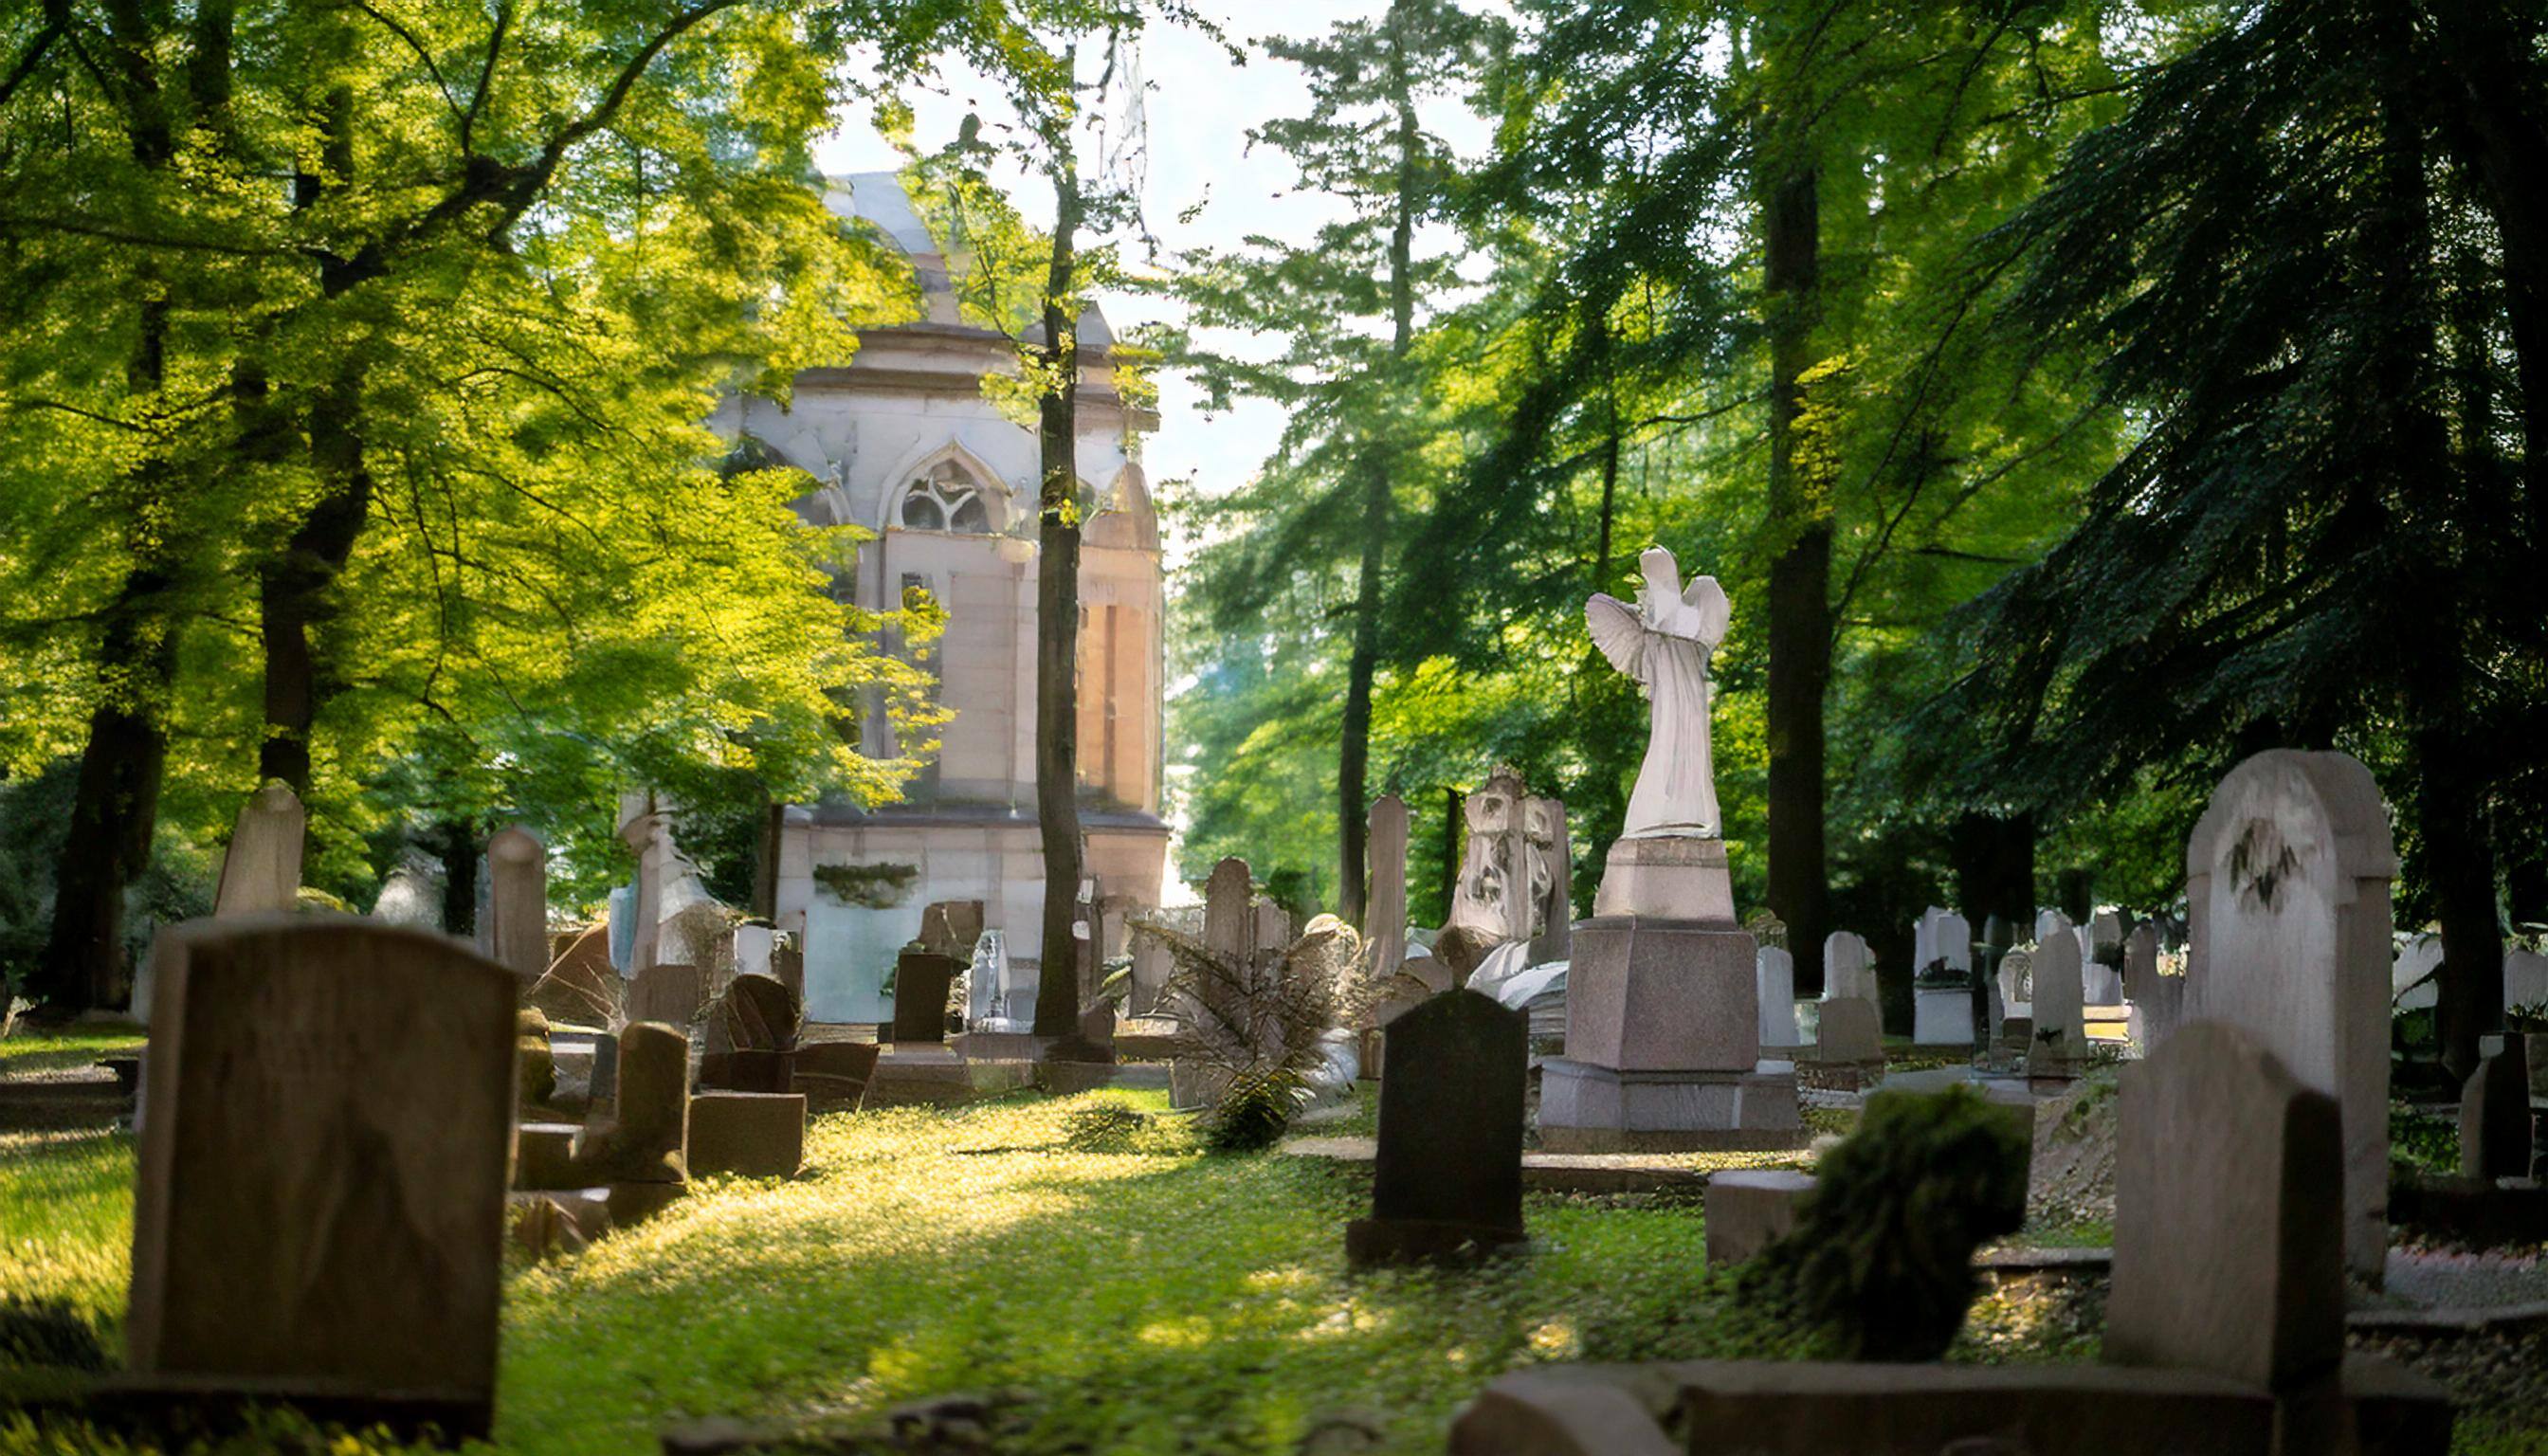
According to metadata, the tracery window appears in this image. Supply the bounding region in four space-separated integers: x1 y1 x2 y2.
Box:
899 459 994 533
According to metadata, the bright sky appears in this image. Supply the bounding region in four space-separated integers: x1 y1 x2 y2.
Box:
813 3 1497 519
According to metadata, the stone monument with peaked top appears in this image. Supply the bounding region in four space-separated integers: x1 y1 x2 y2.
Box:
1540 548 1799 1152
213 782 304 919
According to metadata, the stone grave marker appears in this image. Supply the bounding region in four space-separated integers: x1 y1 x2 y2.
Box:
628 961 706 1026
687 1091 805 1178
212 783 304 918
125 918 514 1438
2029 913 2084 1078
2184 749 2394 1282
2461 1041 2531 1182
792 1041 883 1112
891 949 959 1043
1366 793 1410 982
485 826 548 983
1812 995 1882 1067
1756 946 1799 1053
1823 931 1878 1012
527 924 622 1028
2107 1020 2344 1393
1346 990 1527 1265
570 1021 690 1218
2507 946 2548 1014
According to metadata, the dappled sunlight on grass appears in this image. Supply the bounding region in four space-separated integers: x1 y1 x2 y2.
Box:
0 1131 133 1339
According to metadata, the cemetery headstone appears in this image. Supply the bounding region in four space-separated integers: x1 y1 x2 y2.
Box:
1527 795 1572 966
1756 946 1799 1053
212 782 304 918
891 949 959 1043
372 855 442 928
2106 1020 2344 1393
528 924 622 1028
2461 1041 2532 1183
628 962 706 1026
686 1091 806 1178
1823 931 1878 1013
1366 793 1410 981
2506 946 2548 1015
919 900 986 960
792 1041 883 1112
1704 1170 1816 1268
1812 995 1882 1068
485 826 548 983
571 1021 689 1186
2029 913 2084 1078
1346 991 1528 1265
2184 749 2395 1282
125 918 514 1438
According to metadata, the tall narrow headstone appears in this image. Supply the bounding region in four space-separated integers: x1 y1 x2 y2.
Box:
126 919 514 1438
1756 946 1799 1052
571 1021 690 1185
2029 911 2084 1077
2185 749 2395 1283
212 783 304 918
2461 1042 2531 1182
890 950 958 1044
1366 794 1410 980
485 826 548 983
1346 990 1528 1265
1203 857 1252 964
1823 932 1878 1012
2107 1020 2344 1393
1527 796 1572 966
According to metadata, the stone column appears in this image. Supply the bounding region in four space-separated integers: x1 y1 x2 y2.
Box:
1365 794 1410 981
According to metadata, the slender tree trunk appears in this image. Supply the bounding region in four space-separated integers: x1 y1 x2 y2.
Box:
2421 737 2503 1077
34 9 186 1010
1338 0 1423 932
1033 156 1087 1040
433 819 481 939
1761 155 1832 969
1437 786 1461 927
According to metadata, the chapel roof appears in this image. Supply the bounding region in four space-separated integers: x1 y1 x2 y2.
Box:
821 172 1115 348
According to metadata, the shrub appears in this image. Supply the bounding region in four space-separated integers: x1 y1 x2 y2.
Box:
1205 1067 1307 1155
1746 1084 2029 1361
1059 1101 1153 1154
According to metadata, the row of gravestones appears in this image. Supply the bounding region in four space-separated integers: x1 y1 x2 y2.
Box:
1447 749 2456 1451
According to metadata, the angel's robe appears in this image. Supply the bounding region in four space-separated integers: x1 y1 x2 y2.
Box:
1588 550 1729 839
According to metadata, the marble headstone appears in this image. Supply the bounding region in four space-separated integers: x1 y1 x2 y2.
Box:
1756 945 1799 1052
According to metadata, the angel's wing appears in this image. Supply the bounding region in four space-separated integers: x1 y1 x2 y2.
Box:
1683 574 1731 646
1585 593 1647 681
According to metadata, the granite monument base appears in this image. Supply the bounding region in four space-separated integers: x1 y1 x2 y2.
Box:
1537 1060 1805 1154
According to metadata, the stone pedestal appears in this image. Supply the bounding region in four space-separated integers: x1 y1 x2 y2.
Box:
1913 986 1975 1047
1542 845 1805 1152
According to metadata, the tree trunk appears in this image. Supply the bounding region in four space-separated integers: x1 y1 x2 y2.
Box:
1761 156 1832 972
432 820 481 939
2421 737 2503 1078
1438 786 1462 926
1337 0 1423 933
1032 157 1087 1040
1951 810 2036 935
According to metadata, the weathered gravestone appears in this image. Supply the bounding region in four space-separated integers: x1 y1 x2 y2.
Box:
686 1091 806 1178
569 1021 689 1228
1811 994 1882 1070
1822 931 1878 1014
890 949 959 1044
1365 793 1410 981
792 1041 883 1112
2029 912 2084 1079
125 918 514 1438
2185 749 2394 1283
628 962 706 1026
2461 1042 2532 1183
917 900 986 961
212 783 304 918
2107 1020 2344 1394
2506 946 2548 1015
702 974 801 1092
1756 946 1799 1054
1346 990 1527 1266
527 924 621 1028
484 826 548 983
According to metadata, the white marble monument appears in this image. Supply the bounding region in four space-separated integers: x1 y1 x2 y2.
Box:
1540 549 1798 1152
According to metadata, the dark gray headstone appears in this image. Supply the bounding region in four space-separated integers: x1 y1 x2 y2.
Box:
891 950 959 1044
719 972 801 1052
1347 989 1527 1265
2462 1042 2532 1182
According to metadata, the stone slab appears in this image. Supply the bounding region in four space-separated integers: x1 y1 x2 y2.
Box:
1538 1059 1806 1154
1703 1170 1814 1267
1910 986 1974 1046
685 1092 805 1179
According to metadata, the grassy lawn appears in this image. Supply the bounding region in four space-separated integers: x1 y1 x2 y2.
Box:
1 1089 2540 1454
0 1028 145 1077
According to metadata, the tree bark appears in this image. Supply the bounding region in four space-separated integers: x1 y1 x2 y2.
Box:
1761 155 1832 973
1338 0 1423 933
1032 155 1087 1040
432 819 480 939
2421 734 2502 1078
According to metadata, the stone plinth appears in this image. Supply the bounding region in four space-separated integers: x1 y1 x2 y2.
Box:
1539 1063 1801 1153
1563 918 1757 1071
1591 837 1735 921
1912 986 1974 1046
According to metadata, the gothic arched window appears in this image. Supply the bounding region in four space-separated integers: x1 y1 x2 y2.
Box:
899 458 995 533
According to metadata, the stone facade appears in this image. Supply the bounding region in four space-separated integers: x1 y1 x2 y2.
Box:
716 175 1170 1024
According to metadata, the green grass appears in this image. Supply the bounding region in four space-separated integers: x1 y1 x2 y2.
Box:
3 1090 2540 1454
0 1028 144 1076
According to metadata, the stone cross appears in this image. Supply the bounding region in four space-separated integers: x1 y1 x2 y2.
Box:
212 782 304 919
1365 793 1410 982
2107 1019 2344 1393
125 918 515 1438
485 826 548 983
2184 749 2395 1283
1345 989 1528 1266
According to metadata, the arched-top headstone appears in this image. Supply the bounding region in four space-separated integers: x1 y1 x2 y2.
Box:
1823 931 1876 1008
2029 913 2084 1075
212 783 304 919
486 826 548 983
2184 749 2393 1281
528 924 623 1028
126 917 515 1436
1346 989 1528 1265
2107 1019 2343 1392
1997 947 2034 1014
1756 946 1799 1050
719 973 800 1052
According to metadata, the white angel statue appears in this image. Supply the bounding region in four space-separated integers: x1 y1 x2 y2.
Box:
1586 546 1731 839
